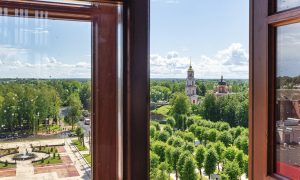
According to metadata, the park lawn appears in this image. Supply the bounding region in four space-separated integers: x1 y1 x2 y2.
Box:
71 140 88 151
0 163 16 169
33 156 62 166
83 154 91 165
152 105 171 116
33 146 57 154
0 150 10 156
0 149 18 156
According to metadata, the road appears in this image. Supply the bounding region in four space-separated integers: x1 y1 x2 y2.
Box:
78 121 91 137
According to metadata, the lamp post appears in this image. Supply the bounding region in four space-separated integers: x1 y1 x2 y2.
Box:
45 118 49 134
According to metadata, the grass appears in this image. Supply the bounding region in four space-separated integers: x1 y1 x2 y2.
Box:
71 139 88 151
0 163 16 169
0 149 18 156
151 105 171 116
32 146 57 154
33 156 62 166
83 154 91 165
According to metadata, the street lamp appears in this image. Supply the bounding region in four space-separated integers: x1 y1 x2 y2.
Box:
45 118 49 134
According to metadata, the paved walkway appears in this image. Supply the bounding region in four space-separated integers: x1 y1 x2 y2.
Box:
0 138 91 180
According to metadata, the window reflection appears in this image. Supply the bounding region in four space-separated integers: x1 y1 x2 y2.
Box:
0 7 92 179
276 23 300 179
277 0 300 11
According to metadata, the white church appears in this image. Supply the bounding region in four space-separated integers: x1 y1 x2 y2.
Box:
185 61 199 104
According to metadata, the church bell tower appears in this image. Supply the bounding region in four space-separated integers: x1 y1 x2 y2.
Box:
185 60 198 104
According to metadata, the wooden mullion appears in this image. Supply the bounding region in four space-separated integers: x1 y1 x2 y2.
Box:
123 0 150 179
251 0 269 178
268 6 300 26
92 4 120 179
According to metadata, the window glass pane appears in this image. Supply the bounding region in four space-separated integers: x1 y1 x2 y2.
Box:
150 1 249 179
0 7 92 179
277 0 300 11
276 23 300 179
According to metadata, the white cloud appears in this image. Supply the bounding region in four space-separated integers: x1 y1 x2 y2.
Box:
0 51 91 78
150 43 249 79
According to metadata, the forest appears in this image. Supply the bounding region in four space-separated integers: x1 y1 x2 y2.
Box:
150 79 249 180
0 79 91 136
0 78 249 179
277 75 300 89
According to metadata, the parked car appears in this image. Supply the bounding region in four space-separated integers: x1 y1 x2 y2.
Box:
68 133 77 137
84 118 91 125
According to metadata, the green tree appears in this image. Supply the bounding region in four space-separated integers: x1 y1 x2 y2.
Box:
79 82 91 111
168 147 181 180
244 155 249 178
220 174 229 180
2 92 18 131
204 148 218 178
235 150 245 178
213 141 226 172
150 151 160 171
157 131 170 142
223 160 241 180
181 156 197 180
150 86 171 103
170 93 190 130
151 141 168 162
195 126 206 143
185 117 195 129
75 127 85 146
150 125 157 139
166 117 176 127
158 162 172 179
199 82 207 96
163 125 173 135
207 129 218 142
68 93 82 130
171 136 184 148
236 99 248 127
177 151 191 179
195 145 206 179
224 146 238 162
217 131 233 147
234 136 248 154
182 132 195 143
200 93 218 121
183 142 195 153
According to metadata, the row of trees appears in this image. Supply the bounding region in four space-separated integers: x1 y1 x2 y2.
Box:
150 79 248 103
277 75 300 89
166 92 248 130
150 117 248 179
0 80 91 134
199 92 248 127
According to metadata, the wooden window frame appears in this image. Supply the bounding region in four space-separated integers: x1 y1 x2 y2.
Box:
0 0 150 179
251 0 300 179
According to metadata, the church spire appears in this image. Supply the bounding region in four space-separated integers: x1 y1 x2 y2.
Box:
188 58 193 71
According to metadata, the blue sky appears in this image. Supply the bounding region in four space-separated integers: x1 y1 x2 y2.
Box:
150 0 249 79
0 1 249 79
0 13 91 79
277 23 300 77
